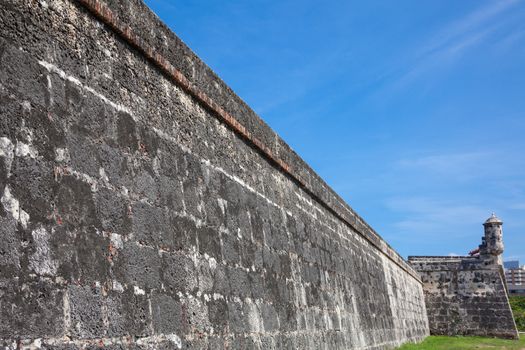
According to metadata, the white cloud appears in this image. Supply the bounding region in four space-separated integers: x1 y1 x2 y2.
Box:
397 151 490 179
509 203 525 210
418 0 518 57
396 149 525 185
378 0 520 93
386 196 490 237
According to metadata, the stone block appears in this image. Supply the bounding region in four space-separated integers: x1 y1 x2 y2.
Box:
68 284 105 338
0 279 64 338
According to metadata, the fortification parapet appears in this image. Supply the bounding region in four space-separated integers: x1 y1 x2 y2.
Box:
409 214 518 340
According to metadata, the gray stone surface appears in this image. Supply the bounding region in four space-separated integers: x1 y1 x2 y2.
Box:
409 215 518 339
0 0 428 348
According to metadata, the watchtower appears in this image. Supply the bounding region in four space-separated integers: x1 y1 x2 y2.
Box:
479 213 504 265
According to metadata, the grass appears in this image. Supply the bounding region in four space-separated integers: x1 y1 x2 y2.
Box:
397 296 525 349
510 296 525 332
396 335 525 350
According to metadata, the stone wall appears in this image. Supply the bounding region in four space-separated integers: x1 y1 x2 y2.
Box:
410 215 518 340
408 256 518 339
0 0 429 348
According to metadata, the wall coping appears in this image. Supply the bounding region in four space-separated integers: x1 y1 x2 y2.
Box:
74 0 421 282
408 256 475 260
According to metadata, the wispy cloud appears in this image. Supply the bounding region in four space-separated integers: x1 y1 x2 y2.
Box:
397 151 491 180
378 0 520 93
396 149 525 185
393 25 499 90
386 196 490 237
417 0 518 57
496 27 525 52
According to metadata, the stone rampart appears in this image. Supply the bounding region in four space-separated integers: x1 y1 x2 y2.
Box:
0 0 429 348
409 215 518 340
408 256 518 339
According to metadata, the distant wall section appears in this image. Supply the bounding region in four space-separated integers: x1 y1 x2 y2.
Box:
409 257 517 339
409 215 518 339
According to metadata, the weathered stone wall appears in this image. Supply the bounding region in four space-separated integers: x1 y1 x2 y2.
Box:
0 0 429 348
409 256 518 339
409 216 518 340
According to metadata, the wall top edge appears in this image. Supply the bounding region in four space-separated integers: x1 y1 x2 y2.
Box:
408 256 475 260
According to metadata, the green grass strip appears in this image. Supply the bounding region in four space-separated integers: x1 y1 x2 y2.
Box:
397 335 525 350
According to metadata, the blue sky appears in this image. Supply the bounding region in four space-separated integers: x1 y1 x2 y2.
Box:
144 0 525 262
